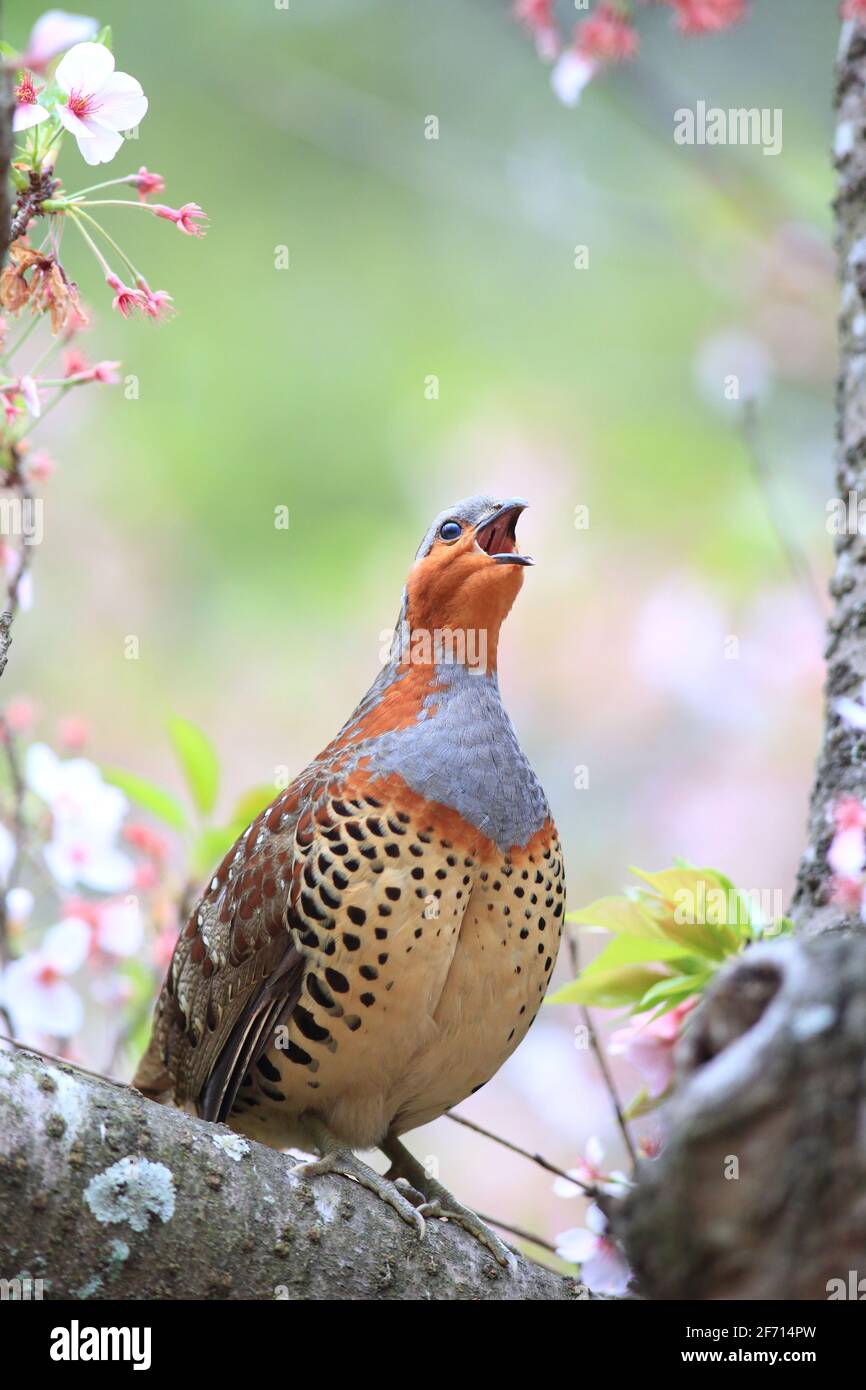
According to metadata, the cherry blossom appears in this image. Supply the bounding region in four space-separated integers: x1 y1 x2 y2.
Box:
556 1203 632 1294
13 72 51 133
576 3 639 61
23 10 99 72
670 0 747 35
609 997 698 1098
55 42 148 166
551 51 599 107
552 1135 630 1198
6 887 35 927
132 166 165 200
0 916 89 1039
0 823 15 883
153 202 208 237
26 742 134 893
105 272 146 319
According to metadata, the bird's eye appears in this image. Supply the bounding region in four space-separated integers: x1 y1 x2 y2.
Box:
439 520 462 542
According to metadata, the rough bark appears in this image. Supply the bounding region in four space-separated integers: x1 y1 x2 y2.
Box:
613 935 866 1299
612 21 866 1300
0 1045 581 1301
793 20 866 933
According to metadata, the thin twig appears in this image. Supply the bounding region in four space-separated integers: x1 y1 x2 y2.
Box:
476 1211 558 1255
445 1110 595 1195
567 929 638 1172
740 398 823 615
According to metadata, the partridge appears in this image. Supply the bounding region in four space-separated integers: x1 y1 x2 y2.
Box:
134 495 566 1265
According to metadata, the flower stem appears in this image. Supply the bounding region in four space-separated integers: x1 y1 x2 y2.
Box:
70 207 143 283
65 209 113 276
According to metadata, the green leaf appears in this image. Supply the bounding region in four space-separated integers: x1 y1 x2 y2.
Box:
0 41 17 59
168 716 219 817
636 971 711 1013
566 894 665 940
103 767 188 832
549 963 674 1010
622 1088 665 1120
232 783 278 826
95 25 113 50
578 933 695 979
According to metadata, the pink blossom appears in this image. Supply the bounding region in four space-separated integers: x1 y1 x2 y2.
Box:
830 875 864 913
513 0 560 60
55 42 148 166
0 917 89 1039
133 165 165 200
153 202 208 237
26 742 134 893
609 997 699 1098
552 1135 630 1198
556 1204 632 1295
575 3 639 62
105 272 146 319
828 824 866 878
843 0 866 18
669 0 747 34
4 695 37 734
835 796 866 832
57 715 89 752
63 348 88 376
123 822 169 860
13 71 50 133
26 450 56 482
135 278 174 321
23 10 99 72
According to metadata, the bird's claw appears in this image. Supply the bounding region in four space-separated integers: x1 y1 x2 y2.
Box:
293 1149 427 1240
417 1198 517 1270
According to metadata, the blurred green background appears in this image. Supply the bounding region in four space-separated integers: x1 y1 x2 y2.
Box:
7 0 839 1248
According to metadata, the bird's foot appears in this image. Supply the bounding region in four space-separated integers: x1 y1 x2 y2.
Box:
415 1180 516 1270
293 1148 426 1239
383 1135 516 1270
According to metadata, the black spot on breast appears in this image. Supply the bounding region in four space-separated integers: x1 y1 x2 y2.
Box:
293 1005 331 1042
256 1054 281 1083
342 932 361 951
360 964 378 980
286 1040 312 1065
385 843 400 858
320 882 341 910
307 974 335 1010
325 967 349 993
347 905 366 926
260 1084 286 1102
385 887 401 902
344 1015 361 1031
301 891 328 922
360 993 376 1007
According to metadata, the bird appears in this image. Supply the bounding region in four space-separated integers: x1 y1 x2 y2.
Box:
134 495 566 1266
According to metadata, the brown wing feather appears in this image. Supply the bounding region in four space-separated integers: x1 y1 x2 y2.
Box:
133 781 310 1113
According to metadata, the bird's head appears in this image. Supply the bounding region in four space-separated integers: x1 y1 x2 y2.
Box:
400 496 532 673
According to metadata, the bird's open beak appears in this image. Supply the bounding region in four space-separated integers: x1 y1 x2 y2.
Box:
474 499 533 566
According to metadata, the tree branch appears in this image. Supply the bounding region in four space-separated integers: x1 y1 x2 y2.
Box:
0 1046 584 1301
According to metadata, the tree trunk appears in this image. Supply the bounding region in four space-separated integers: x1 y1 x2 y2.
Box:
612 19 866 1300
0 1045 581 1301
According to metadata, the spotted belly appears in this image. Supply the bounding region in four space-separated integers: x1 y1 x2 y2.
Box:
227 777 564 1151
